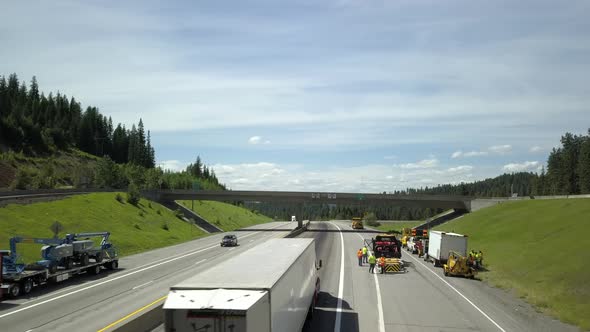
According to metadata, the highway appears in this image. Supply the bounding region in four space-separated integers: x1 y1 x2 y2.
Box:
0 221 577 331
0 222 298 331
303 221 577 332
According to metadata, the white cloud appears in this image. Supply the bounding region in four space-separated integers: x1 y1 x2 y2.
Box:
451 151 462 159
502 161 539 173
248 136 262 145
157 160 188 172
451 150 489 158
529 146 543 153
212 161 497 192
248 136 271 145
489 145 512 154
464 151 489 157
447 165 473 173
397 159 439 169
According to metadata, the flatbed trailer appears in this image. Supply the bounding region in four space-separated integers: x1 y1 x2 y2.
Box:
1 256 118 298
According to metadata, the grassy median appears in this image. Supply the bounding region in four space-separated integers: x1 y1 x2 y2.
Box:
435 198 590 330
0 193 207 263
178 200 272 231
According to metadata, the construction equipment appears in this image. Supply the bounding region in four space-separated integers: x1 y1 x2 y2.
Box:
443 251 477 279
351 217 364 229
1 234 118 298
64 232 116 265
365 234 404 273
3 237 67 274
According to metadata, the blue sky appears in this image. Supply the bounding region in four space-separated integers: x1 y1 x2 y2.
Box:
2 0 589 192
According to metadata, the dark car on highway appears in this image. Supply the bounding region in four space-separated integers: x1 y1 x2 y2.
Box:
220 234 238 247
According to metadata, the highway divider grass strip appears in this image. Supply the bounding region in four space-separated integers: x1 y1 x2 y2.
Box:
434 198 590 330
177 200 272 231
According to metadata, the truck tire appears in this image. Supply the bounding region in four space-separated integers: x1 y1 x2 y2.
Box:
107 260 118 270
89 265 101 275
95 251 103 263
81 254 89 266
9 284 21 298
22 278 33 294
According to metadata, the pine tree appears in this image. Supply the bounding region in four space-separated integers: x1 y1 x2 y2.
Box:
137 119 147 166
146 130 155 168
579 131 590 194
128 124 138 164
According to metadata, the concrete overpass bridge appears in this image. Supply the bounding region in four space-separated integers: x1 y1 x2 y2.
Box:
144 189 476 212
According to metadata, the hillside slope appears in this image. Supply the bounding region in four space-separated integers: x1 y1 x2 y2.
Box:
178 200 273 231
0 193 207 262
0 150 99 189
435 198 590 329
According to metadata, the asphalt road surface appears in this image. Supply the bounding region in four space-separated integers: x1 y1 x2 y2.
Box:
0 221 298 331
1 220 578 332
303 221 577 332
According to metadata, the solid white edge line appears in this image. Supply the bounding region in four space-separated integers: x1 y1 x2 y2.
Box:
354 229 385 332
0 222 294 319
404 248 506 332
329 222 345 332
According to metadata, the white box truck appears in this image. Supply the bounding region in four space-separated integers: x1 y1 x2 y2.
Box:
164 238 322 332
427 231 468 267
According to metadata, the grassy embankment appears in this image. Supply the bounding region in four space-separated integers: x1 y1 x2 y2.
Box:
178 200 272 231
0 193 207 263
373 221 423 233
435 198 590 330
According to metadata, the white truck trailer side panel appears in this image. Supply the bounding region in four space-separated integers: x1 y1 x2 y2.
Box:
428 231 468 262
167 238 317 332
270 241 316 332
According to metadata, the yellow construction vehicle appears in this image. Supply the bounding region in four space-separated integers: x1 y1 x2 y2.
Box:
443 251 477 279
351 217 364 229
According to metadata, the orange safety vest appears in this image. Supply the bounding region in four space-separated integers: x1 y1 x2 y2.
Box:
378 257 385 266
357 250 363 258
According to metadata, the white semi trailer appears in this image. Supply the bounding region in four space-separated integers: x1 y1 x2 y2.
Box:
427 230 468 267
164 238 322 332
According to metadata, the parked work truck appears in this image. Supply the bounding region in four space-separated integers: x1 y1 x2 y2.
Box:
164 238 322 332
427 231 468 267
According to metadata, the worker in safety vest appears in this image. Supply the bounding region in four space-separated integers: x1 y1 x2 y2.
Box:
378 256 386 274
476 251 483 268
368 253 376 273
357 249 363 266
362 246 368 263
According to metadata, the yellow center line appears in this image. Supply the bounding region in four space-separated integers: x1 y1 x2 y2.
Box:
97 295 168 332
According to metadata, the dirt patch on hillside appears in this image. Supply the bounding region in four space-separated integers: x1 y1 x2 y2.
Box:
0 161 16 188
